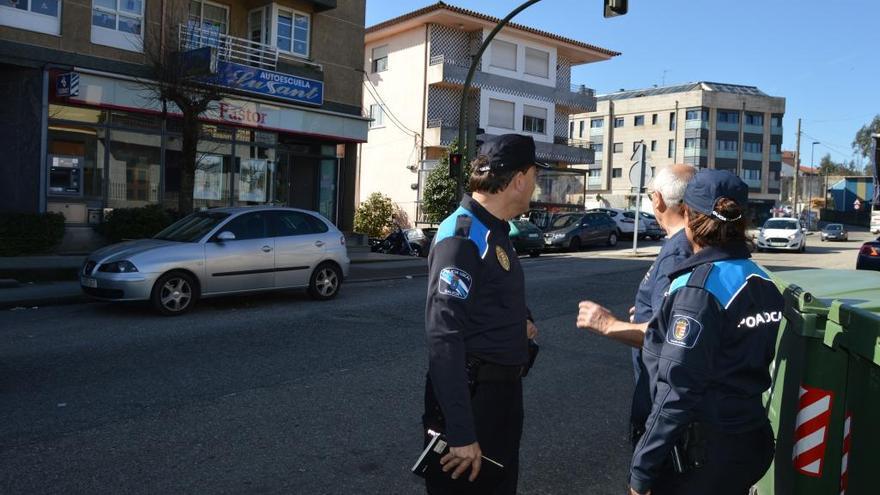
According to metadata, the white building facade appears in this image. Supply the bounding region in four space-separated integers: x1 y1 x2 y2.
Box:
360 3 618 224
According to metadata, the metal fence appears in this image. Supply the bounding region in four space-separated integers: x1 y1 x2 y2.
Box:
179 24 279 70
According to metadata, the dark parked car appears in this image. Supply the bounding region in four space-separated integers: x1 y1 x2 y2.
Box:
543 211 619 251
820 223 848 242
509 220 544 257
856 237 880 271
638 212 666 240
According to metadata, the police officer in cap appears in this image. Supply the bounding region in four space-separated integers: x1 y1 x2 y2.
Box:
629 169 783 495
423 134 548 494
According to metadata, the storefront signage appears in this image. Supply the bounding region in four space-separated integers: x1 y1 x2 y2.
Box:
215 61 323 106
218 102 267 126
56 72 79 97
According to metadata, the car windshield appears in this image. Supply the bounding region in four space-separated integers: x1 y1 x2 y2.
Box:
550 214 579 229
825 224 842 231
153 212 231 242
512 220 536 232
764 220 798 230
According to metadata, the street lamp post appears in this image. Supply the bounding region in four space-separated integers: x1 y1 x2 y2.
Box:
808 141 819 226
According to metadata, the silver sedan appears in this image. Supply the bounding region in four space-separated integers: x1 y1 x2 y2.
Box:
80 206 350 315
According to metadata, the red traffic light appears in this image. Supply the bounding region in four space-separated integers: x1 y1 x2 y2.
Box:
449 153 463 179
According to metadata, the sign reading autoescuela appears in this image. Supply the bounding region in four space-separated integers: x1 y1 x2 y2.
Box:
214 61 323 107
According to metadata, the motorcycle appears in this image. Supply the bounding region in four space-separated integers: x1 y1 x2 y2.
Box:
370 227 420 256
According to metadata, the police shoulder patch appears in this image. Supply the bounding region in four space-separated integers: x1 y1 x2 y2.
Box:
666 314 703 349
438 267 473 299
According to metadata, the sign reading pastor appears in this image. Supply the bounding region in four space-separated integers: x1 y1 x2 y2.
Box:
215 61 323 106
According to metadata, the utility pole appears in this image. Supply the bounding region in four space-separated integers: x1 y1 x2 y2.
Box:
793 118 801 213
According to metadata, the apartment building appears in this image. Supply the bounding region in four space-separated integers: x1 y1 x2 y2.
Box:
360 2 619 224
0 0 368 245
571 82 785 223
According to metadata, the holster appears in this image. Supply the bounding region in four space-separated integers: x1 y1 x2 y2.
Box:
671 422 708 474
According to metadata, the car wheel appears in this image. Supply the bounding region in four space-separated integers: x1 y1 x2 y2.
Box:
821 237 825 242
410 244 422 257
800 241 806 253
568 237 581 252
308 262 342 300
757 247 764 252
607 231 619 247
151 271 199 316
529 249 541 258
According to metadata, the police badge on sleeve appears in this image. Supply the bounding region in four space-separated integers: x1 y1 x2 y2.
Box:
438 267 472 299
667 315 703 349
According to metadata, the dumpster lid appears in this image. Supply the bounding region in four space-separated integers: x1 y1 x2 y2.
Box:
771 269 880 314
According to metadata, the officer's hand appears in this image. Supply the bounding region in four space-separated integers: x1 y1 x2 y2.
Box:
526 319 538 339
441 442 482 481
577 300 618 335
628 306 636 323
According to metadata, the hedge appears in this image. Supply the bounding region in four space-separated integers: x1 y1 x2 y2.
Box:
97 205 175 243
0 211 66 256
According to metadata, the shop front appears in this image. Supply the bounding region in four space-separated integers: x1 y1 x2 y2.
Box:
43 70 367 233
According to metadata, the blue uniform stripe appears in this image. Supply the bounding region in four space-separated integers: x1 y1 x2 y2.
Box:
433 206 491 258
669 259 772 308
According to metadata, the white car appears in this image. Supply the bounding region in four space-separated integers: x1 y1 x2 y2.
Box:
589 208 648 238
756 218 806 252
81 207 350 315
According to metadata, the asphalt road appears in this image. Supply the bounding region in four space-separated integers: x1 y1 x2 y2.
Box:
0 232 869 494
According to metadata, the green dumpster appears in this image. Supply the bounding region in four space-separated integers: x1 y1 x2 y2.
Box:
756 269 880 495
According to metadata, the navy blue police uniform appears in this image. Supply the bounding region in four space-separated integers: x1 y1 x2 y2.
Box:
630 229 692 442
422 134 546 495
629 170 783 495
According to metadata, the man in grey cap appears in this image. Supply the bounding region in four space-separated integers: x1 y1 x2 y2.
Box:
422 134 548 494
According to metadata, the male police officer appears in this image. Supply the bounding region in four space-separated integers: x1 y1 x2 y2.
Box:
576 164 695 443
423 134 546 494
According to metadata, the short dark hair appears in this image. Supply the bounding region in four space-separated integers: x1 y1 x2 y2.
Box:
468 155 523 194
687 197 750 248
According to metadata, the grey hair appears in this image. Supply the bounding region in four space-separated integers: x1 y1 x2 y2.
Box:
649 164 695 207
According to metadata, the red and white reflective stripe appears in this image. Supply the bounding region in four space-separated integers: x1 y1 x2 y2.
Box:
793 385 834 477
840 411 852 495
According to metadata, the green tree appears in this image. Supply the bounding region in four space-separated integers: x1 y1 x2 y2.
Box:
852 114 880 159
818 153 861 176
421 140 471 224
354 192 395 238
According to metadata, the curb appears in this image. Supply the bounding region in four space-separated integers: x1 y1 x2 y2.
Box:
2 294 88 311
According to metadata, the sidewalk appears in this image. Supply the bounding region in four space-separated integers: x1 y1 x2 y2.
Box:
0 250 427 310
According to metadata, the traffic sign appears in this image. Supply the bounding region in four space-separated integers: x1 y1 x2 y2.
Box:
854 199 862 211
629 161 653 190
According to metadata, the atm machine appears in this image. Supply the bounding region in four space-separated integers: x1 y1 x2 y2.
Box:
48 155 83 196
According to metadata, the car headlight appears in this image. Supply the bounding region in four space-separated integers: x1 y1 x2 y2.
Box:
788 234 797 240
98 260 139 273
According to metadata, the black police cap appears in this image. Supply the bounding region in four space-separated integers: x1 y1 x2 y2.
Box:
475 134 551 173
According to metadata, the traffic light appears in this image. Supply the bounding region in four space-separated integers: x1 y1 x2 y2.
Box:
603 0 627 17
449 153 463 180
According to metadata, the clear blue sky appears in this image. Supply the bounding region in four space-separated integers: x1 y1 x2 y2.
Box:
366 0 879 168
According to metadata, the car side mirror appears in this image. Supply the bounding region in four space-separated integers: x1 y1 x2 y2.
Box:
217 231 236 242
801 227 807 233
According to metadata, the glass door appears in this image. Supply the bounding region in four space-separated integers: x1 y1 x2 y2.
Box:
317 158 338 224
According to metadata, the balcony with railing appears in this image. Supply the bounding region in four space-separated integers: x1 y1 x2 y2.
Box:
684 119 709 130
178 24 323 75
587 176 603 190
426 54 596 112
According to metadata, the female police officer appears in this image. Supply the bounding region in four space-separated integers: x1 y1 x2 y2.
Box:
628 169 783 495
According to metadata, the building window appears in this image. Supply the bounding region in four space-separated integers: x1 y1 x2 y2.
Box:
522 105 547 134
276 7 310 58
634 115 645 126
684 137 706 149
524 47 550 78
188 1 229 34
650 140 657 152
593 142 603 152
743 141 762 153
685 109 708 121
612 168 622 178
490 39 517 71
743 169 761 180
613 117 624 128
651 114 658 125
613 142 623 153
1 0 61 35
579 121 585 138
668 139 674 158
745 113 764 126
770 143 779 154
669 112 676 131
716 139 738 151
590 118 604 128
771 116 782 127
569 121 574 138
369 104 384 128
588 169 601 177
488 99 515 129
717 110 740 123
371 45 389 73
107 130 161 208
91 0 144 52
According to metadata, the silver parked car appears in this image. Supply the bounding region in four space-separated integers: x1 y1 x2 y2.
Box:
80 207 350 315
